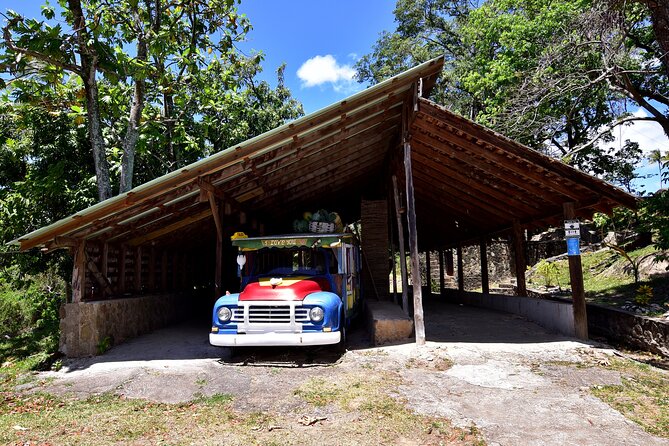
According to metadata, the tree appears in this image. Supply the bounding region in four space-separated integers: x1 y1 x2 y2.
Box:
648 149 666 188
1 0 253 200
357 0 666 183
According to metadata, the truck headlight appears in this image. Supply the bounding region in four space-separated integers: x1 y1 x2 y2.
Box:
309 306 324 322
217 306 232 323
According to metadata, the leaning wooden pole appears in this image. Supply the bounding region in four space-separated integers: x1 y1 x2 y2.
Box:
404 141 426 345
392 175 410 315
512 220 527 297
564 202 588 340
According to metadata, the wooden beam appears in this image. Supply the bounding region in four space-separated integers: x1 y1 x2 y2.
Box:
456 244 464 293
126 208 212 246
71 241 86 302
86 254 112 296
480 238 489 294
417 99 637 209
564 202 588 340
512 220 527 296
404 142 425 345
392 175 410 316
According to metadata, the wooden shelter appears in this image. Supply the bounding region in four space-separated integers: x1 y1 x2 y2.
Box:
11 57 637 356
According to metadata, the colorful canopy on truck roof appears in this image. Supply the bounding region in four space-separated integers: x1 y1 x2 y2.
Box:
232 233 355 251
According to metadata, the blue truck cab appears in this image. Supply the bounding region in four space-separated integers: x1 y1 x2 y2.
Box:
209 233 361 347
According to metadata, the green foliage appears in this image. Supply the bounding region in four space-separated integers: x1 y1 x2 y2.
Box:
533 259 560 288
634 285 653 305
358 0 662 184
96 335 113 355
0 271 64 371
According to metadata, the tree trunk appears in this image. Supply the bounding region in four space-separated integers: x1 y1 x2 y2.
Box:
638 0 669 78
119 21 148 194
67 0 112 201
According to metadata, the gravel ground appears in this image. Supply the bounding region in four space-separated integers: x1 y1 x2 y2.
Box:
35 302 669 446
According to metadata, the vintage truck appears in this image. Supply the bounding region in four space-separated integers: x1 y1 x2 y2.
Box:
209 233 361 347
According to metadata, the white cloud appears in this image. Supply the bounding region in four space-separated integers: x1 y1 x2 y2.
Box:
605 108 669 156
297 54 357 89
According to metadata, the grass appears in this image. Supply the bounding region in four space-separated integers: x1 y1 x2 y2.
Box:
591 357 669 438
526 245 669 312
0 365 485 445
293 370 485 445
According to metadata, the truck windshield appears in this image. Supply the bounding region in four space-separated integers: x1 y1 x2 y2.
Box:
252 248 333 277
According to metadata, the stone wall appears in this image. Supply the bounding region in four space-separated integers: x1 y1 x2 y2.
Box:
59 293 187 357
458 242 514 291
444 290 576 337
587 303 669 357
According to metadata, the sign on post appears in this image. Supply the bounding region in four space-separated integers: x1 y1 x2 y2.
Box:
564 219 580 256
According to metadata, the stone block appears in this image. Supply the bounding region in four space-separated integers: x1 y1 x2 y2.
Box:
366 301 413 345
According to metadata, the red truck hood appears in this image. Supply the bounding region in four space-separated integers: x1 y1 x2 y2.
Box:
239 276 331 301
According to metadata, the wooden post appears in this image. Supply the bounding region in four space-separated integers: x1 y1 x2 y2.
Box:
404 141 425 345
71 241 86 302
172 252 178 289
161 250 168 291
208 194 224 299
456 244 464 293
391 241 398 304
425 250 431 293
392 175 410 316
134 246 142 293
101 242 109 297
512 220 527 296
446 249 454 276
149 246 156 292
439 249 445 295
388 197 398 303
480 238 489 294
564 202 588 340
119 244 127 293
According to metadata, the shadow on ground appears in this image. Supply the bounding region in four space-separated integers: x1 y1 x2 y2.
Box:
62 297 582 372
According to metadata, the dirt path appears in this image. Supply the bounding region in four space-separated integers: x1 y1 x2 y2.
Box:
34 304 669 446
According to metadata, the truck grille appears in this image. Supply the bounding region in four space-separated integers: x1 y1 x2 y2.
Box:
232 305 309 323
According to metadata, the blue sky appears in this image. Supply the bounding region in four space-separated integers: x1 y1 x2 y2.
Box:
237 0 396 113
2 0 667 193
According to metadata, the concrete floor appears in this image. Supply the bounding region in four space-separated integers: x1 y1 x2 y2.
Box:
36 300 669 446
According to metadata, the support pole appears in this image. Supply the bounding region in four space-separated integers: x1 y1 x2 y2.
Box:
425 250 431 294
208 194 224 299
439 250 445 295
404 142 425 345
480 238 489 294
149 246 156 292
446 249 454 276
457 244 464 293
392 175 410 316
512 220 527 296
161 249 168 291
134 246 142 293
71 241 86 303
119 244 127 293
101 242 109 297
564 202 588 340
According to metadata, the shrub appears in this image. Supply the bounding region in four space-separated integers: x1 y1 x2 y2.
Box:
635 285 653 305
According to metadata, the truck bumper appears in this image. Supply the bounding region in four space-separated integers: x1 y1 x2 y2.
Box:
209 331 341 347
